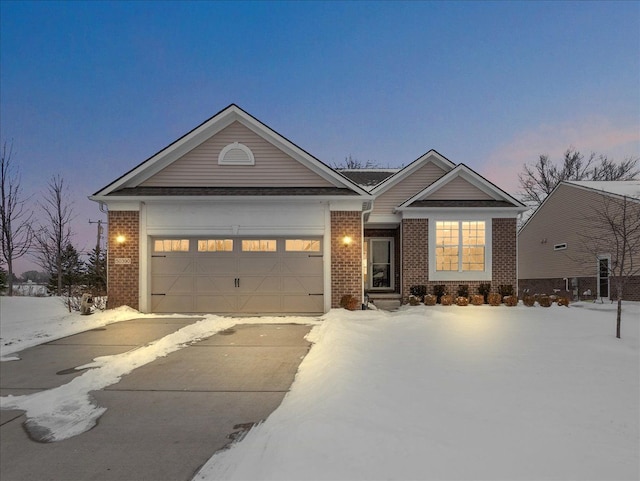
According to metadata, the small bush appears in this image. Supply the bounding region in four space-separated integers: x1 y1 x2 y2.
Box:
457 284 469 298
498 285 514 298
340 294 359 310
557 296 570 307
433 285 446 304
538 295 552 307
409 285 427 302
440 294 453 306
424 294 437 306
470 294 484 306
456 296 469 306
408 295 421 306
523 295 536 307
488 293 502 306
478 283 491 303
504 295 518 307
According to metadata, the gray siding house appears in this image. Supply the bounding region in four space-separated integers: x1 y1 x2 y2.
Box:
518 180 640 301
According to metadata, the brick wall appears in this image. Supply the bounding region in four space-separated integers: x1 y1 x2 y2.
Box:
400 217 518 302
401 219 428 301
107 210 139 310
520 276 640 301
331 211 362 308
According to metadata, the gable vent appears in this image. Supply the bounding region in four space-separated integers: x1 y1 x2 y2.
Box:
218 142 255 165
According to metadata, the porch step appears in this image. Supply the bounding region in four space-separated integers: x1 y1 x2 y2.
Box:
367 293 402 311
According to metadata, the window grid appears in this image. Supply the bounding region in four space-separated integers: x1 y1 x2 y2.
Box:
435 221 485 272
197 239 233 252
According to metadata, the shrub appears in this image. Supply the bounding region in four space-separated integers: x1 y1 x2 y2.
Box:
504 295 518 307
498 285 514 298
440 294 453 306
456 296 469 306
470 294 484 305
488 293 502 306
457 284 469 298
424 294 437 306
408 295 421 306
340 294 359 311
557 296 570 307
478 283 491 303
433 285 446 304
523 295 536 307
409 285 427 302
538 295 552 307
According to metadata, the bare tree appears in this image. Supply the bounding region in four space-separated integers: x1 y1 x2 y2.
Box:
335 154 380 169
1 141 34 296
579 194 640 339
33 175 74 296
519 148 639 208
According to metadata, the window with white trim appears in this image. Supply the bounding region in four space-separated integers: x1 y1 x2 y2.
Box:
429 219 491 281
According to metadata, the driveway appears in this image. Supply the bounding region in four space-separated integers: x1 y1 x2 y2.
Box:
0 318 314 481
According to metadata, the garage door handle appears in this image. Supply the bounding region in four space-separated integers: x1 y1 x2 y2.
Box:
308 254 323 257
151 255 167 258
151 293 166 296
308 293 323 296
234 278 240 288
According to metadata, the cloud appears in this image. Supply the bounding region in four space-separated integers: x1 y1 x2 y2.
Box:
480 117 640 197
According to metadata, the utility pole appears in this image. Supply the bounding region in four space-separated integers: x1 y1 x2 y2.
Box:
88 219 106 252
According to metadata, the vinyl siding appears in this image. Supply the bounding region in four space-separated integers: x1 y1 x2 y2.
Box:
372 162 446 215
141 121 334 188
422 176 494 200
518 183 640 279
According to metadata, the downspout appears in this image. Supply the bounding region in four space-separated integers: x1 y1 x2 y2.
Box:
361 200 374 309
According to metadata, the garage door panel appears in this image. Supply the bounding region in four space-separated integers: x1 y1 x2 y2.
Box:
238 295 282 313
151 295 194 313
195 257 236 274
151 257 193 275
195 295 237 313
238 257 280 275
283 295 323 313
195 276 236 293
282 276 323 293
238 276 282 294
281 256 323 274
152 275 194 294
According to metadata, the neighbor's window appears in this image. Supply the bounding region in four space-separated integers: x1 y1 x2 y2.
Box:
198 239 233 252
436 221 485 272
285 239 321 252
242 239 277 252
154 239 190 252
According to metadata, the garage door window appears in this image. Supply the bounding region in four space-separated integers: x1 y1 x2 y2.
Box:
285 239 321 252
154 239 190 252
198 239 234 252
242 239 277 252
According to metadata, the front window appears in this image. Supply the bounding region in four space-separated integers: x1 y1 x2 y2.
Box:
430 220 491 281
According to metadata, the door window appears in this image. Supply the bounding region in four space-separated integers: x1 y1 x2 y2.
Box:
369 238 393 290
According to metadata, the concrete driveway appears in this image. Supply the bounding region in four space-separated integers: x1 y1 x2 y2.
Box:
0 318 314 481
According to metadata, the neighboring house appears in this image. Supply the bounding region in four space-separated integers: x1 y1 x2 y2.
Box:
90 104 526 314
518 181 640 301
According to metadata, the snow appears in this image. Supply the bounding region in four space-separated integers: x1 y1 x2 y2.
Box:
1 297 638 480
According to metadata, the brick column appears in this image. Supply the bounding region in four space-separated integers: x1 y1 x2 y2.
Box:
492 218 517 290
401 219 428 302
107 210 140 310
330 211 362 308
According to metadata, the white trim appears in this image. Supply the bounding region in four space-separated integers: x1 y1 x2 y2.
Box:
428 217 493 282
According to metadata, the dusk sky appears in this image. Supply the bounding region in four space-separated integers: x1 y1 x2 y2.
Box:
1 0 639 273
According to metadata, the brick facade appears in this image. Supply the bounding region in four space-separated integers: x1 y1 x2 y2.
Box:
520 276 640 301
107 210 140 310
331 211 363 308
400 217 518 302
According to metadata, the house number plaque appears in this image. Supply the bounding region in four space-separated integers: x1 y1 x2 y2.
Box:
114 258 132 265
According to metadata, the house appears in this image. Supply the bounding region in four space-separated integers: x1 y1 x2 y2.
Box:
90 104 526 314
518 180 640 301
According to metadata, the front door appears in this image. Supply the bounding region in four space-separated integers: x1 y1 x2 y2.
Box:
366 238 394 290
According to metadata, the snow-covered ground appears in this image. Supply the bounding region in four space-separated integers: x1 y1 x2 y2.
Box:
1 297 639 480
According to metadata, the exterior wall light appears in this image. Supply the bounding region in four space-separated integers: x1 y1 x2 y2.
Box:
342 235 353 246
116 235 126 245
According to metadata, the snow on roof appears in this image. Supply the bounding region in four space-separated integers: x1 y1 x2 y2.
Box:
565 180 640 199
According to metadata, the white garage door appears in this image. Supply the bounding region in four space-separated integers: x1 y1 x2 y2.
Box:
150 237 324 314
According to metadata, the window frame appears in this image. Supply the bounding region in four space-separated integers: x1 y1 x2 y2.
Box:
428 217 492 281
366 237 395 291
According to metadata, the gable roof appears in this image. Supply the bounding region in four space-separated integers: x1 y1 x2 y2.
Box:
369 150 456 196
91 104 370 199
396 163 527 212
519 180 640 234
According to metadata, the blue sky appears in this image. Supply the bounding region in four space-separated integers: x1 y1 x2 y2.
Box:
1 0 639 272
